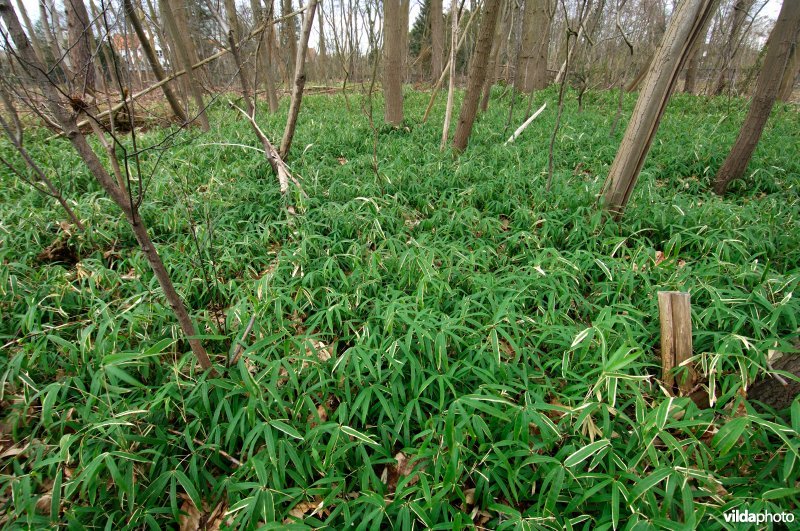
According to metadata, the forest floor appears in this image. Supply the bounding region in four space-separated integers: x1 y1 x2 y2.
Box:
1 87 799 528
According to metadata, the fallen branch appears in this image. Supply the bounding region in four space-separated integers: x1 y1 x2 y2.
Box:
229 101 301 194
49 5 310 139
504 102 547 144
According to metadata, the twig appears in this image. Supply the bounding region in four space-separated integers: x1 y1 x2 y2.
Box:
228 314 256 367
504 102 547 144
167 428 242 468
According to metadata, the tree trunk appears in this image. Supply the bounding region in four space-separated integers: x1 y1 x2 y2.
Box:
64 0 95 94
603 0 716 218
282 0 297 85
431 0 444 80
517 0 551 92
481 0 506 112
452 0 502 152
280 0 318 159
317 1 327 82
251 0 279 112
683 37 701 93
222 0 254 115
123 0 188 122
441 0 459 148
0 0 214 372
711 0 755 96
159 0 209 130
383 0 406 125
777 34 799 102
13 0 47 63
713 0 800 195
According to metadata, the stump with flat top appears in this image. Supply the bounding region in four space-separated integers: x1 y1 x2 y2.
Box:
658 291 696 395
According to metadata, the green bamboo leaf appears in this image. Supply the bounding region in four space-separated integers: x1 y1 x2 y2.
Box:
341 425 379 446
565 439 610 468
270 420 304 441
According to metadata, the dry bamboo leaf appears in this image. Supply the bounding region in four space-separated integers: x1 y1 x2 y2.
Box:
178 496 203 531
35 494 52 515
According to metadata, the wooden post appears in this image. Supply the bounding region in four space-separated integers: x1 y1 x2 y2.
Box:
658 291 695 395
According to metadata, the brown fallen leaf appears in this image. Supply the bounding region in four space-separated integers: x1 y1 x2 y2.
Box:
35 494 52 515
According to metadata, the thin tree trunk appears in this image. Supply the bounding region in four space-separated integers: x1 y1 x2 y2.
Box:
160 0 209 130
452 0 502 152
317 1 326 82
431 0 444 80
64 0 96 95
222 0 255 115
14 0 46 63
441 0 459 148
518 0 552 92
251 0 280 112
383 0 405 125
602 0 716 218
777 34 799 102
713 0 800 195
711 0 755 96
280 0 318 159
0 0 214 372
481 0 506 112
282 0 297 85
683 39 701 93
123 0 188 122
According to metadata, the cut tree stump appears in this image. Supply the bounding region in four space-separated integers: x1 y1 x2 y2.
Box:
658 291 696 395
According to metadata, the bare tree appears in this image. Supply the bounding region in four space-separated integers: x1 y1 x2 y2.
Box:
0 0 214 371
159 0 210 130
711 0 756 95
481 0 507 112
431 0 444 80
280 0 318 158
452 0 503 152
713 0 800 194
282 0 298 84
441 0 458 147
777 32 799 102
251 0 280 112
64 0 95 94
602 0 716 218
518 0 553 92
384 0 407 125
123 0 188 122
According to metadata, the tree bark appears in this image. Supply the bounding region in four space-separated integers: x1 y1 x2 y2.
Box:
711 0 755 96
431 0 444 80
282 0 297 85
0 0 214 372
280 0 318 159
602 0 716 218
517 0 551 92
159 0 209 130
441 0 458 148
452 0 502 152
481 0 506 112
13 0 47 63
251 0 280 112
222 0 254 115
713 0 800 195
777 33 799 102
683 37 701 94
64 0 95 94
123 0 188 122
383 0 406 125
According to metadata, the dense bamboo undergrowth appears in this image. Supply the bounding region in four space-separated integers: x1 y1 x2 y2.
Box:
1 88 799 528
